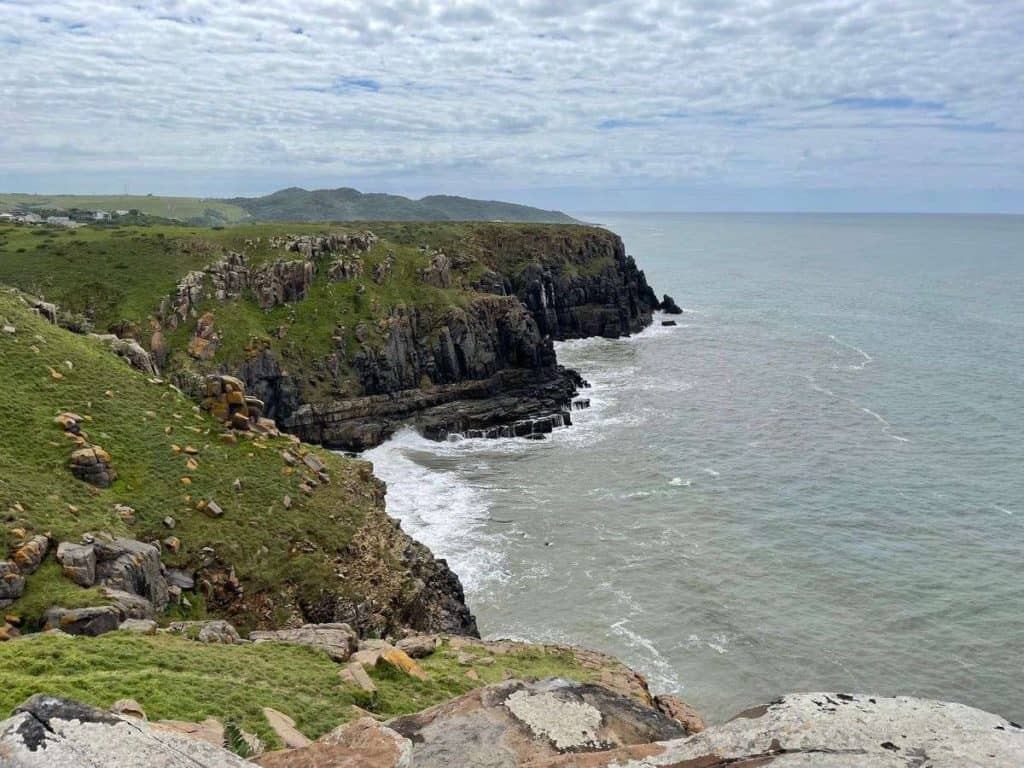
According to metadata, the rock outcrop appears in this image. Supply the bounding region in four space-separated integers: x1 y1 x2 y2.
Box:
253 717 413 768
531 693 1024 767
249 623 358 662
386 678 688 766
477 228 661 340
0 694 250 767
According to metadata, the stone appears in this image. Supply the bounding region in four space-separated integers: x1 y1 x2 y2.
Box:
149 717 226 749
163 535 181 553
69 445 117 487
254 717 412 768
249 622 358 662
660 293 684 314
339 661 378 694
0 562 26 601
0 695 250 767
262 708 312 750
381 648 427 680
204 499 224 518
167 619 241 644
93 535 169 611
11 536 48 575
100 588 156 620
110 698 147 720
163 515 176 528
119 618 158 635
396 634 438 659
661 319 678 326
55 541 96 586
653 693 705 734
166 568 195 591
387 678 687 766
42 605 121 636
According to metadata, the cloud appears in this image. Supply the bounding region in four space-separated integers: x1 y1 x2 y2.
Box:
0 0 1022 209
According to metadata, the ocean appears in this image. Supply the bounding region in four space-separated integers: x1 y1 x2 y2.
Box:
363 212 1024 724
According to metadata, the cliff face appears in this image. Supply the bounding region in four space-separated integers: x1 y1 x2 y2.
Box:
143 223 660 451
474 228 662 340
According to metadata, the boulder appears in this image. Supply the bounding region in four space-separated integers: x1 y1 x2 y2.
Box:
167 619 241 644
254 717 412 768
42 605 121 636
119 618 158 635
660 293 683 314
249 623 358 662
661 319 677 326
11 536 48 576
0 562 26 602
653 693 705 734
69 446 117 487
381 648 427 680
531 693 1024 768
93 536 169 612
110 698 147 720
339 661 377 694
55 541 96 586
386 678 687 766
396 634 438 659
0 694 250 767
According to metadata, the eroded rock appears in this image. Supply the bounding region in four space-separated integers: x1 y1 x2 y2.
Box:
254 717 412 768
249 623 358 662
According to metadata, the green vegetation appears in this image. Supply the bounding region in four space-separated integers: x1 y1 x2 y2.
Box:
0 289 374 627
0 220 613 401
227 187 579 224
0 187 578 226
0 632 595 748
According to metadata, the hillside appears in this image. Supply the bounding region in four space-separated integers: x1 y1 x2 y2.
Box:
0 187 578 225
0 288 475 636
226 187 579 223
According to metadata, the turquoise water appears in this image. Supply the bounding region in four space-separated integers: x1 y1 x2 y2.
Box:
365 213 1024 723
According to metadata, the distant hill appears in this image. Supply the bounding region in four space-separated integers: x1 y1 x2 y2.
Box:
227 187 579 224
0 188 578 225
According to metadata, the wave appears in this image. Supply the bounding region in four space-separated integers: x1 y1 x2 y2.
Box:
804 375 909 443
828 333 873 371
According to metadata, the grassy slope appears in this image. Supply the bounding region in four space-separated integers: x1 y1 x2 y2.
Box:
0 632 595 748
0 194 249 224
0 289 374 627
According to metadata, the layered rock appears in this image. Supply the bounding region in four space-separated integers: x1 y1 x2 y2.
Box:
475 228 661 340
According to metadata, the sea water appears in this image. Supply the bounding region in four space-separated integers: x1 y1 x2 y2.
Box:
364 213 1024 723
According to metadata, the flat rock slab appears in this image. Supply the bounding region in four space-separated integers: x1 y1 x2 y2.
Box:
250 623 357 662
254 717 412 768
386 678 686 767
263 707 312 750
0 694 249 767
530 692 1024 768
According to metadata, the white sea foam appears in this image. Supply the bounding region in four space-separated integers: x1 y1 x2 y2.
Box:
360 429 509 595
669 477 691 487
828 333 873 370
702 467 720 477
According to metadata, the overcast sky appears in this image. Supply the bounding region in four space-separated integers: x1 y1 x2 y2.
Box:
2 0 1023 212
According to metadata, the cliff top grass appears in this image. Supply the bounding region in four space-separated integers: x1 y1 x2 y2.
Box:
0 632 596 750
0 288 375 628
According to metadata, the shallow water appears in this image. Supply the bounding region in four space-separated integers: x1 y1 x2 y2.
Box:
364 213 1024 723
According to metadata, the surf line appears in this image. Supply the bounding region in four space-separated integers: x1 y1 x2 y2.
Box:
828 333 873 370
803 374 909 443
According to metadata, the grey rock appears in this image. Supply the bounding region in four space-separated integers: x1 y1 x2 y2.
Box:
55 541 96 586
249 622 358 662
0 561 26 601
165 568 195 591
93 535 169 612
119 618 158 635
386 678 686 766
0 694 250 767
167 619 240 644
42 605 121 636
396 634 439 658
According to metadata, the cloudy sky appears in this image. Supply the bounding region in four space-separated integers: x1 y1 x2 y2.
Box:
2 0 1023 211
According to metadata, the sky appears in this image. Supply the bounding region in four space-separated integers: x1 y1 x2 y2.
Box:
2 0 1023 213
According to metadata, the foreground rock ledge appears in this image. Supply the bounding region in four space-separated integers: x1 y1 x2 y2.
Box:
1 689 1020 767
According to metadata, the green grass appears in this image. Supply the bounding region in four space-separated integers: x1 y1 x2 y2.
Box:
0 632 596 749
0 289 374 628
